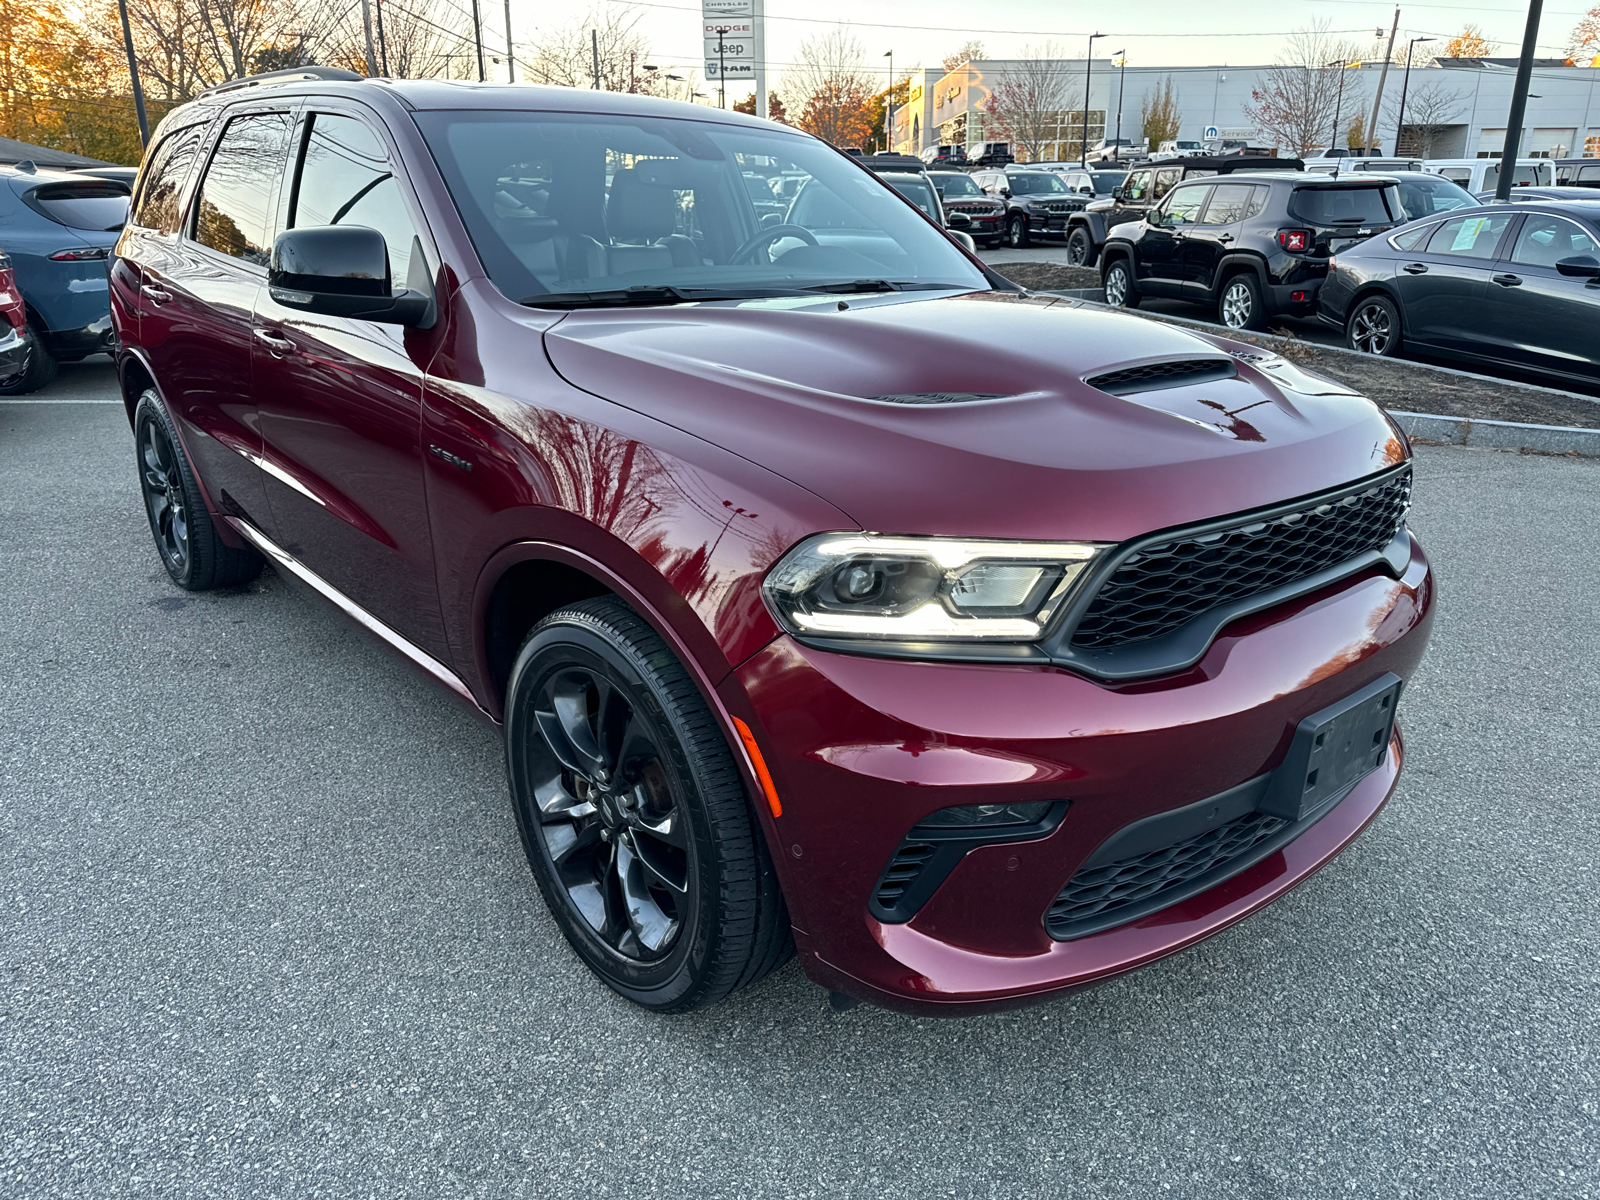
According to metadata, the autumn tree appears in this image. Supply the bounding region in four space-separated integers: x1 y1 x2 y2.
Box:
733 92 786 121
1566 7 1600 65
782 29 874 147
1140 75 1181 149
1444 24 1497 58
1245 23 1368 154
941 41 985 73
983 43 1073 162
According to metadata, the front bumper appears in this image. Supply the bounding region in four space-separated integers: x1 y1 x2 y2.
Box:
727 533 1434 1014
0 326 27 385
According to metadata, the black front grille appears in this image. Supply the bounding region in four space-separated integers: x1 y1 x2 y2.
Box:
1086 359 1236 395
1047 811 1288 935
873 839 936 910
1070 467 1411 650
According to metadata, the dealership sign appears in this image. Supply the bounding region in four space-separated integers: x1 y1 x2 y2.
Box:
703 0 757 79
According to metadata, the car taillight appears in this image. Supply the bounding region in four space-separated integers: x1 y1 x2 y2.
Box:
48 247 109 261
0 269 22 331
1278 229 1311 252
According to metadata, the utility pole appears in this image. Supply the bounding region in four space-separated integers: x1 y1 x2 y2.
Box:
1496 0 1544 199
1113 50 1127 160
592 28 600 90
754 0 767 119
1394 37 1434 155
1366 9 1400 154
469 0 486 80
629 52 635 93
503 0 514 81
115 0 150 147
884 50 894 153
359 0 380 77
374 0 390 75
1082 33 1105 165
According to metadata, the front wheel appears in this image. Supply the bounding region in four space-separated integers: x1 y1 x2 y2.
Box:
1067 227 1097 268
505 596 791 1012
1346 294 1403 357
1006 213 1030 248
1103 258 1141 309
1218 273 1266 331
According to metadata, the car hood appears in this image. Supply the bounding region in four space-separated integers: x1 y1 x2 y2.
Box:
542 291 1405 542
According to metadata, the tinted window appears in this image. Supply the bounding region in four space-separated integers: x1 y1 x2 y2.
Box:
885 176 938 218
1580 165 1600 183
193 112 293 264
1200 183 1256 225
934 174 982 197
1389 223 1434 252
1509 213 1600 267
1122 171 1152 201
290 113 424 289
22 182 129 231
133 124 205 234
1090 172 1126 191
1163 184 1209 225
1008 174 1066 195
1484 163 1551 190
1438 168 1471 183
1424 213 1514 259
1152 167 1181 200
1289 185 1396 225
1392 175 1478 221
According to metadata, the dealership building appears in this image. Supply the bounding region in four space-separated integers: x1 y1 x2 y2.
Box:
890 56 1600 161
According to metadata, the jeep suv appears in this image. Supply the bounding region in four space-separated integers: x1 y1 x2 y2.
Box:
1065 155 1301 268
111 68 1432 1016
928 170 1005 247
1100 172 1403 330
972 167 1079 247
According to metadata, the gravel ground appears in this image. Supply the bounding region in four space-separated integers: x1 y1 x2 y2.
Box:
3 373 1599 1199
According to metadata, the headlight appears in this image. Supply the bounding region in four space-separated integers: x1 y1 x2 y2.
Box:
762 533 1104 643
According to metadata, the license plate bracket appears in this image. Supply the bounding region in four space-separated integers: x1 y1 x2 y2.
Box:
1258 673 1403 821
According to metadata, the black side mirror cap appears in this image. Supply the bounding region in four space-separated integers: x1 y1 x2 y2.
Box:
268 225 435 328
1112 186 1123 200
1555 254 1600 278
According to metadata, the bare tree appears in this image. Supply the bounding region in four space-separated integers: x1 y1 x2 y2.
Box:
941 41 985 74
1140 75 1180 149
1385 81 1464 156
1245 23 1368 154
983 42 1073 162
524 6 653 90
780 28 874 146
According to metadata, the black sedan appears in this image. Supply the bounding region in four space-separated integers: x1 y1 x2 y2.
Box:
1318 200 1600 387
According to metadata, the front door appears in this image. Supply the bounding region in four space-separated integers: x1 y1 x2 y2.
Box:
1139 184 1208 292
1184 182 1257 293
1390 211 1515 355
1481 211 1600 383
250 107 450 660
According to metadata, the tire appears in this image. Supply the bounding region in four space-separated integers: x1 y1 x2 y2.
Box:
1006 213 1030 248
0 319 58 395
1103 257 1141 309
133 389 262 590
1067 227 1098 268
505 596 792 1012
1218 272 1267 331
1346 294 1403 357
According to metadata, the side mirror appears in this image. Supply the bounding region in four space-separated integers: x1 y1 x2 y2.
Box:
268 225 434 327
1112 185 1123 200
950 230 977 253
999 186 1012 198
946 210 973 231
759 211 784 228
1080 186 1093 194
1555 255 1600 278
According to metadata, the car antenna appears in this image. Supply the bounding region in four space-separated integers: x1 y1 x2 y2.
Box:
15 160 36 174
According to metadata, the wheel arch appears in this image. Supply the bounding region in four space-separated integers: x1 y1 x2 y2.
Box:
1344 282 1404 329
1211 253 1270 297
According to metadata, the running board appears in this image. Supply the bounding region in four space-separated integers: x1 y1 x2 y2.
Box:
223 516 482 711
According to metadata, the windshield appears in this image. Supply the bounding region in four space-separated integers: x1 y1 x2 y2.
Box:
933 174 983 197
1288 185 1398 225
1392 176 1478 221
883 176 938 219
21 182 130 231
416 110 987 303
1090 172 1127 191
1008 173 1067 195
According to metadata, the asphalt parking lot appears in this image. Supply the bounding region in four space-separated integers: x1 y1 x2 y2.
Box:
3 362 1598 1199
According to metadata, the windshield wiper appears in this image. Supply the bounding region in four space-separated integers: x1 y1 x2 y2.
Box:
521 285 782 309
799 279 963 295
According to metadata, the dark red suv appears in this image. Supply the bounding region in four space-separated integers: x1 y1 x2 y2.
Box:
111 69 1434 1015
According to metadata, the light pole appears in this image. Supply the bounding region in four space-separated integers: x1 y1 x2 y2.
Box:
1112 50 1126 161
1497 0 1544 199
1082 33 1105 166
883 51 894 154
1393 36 1434 157
114 0 149 147
714 26 731 108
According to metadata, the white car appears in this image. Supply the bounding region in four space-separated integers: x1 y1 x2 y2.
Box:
1420 158 1554 192
1149 139 1205 162
1085 137 1145 164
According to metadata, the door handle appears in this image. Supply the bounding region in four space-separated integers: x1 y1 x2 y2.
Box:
140 283 172 305
1491 273 1522 287
1402 263 1429 275
253 327 297 357
1217 234 1235 243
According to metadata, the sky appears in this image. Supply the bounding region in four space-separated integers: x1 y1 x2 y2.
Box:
510 0 1597 102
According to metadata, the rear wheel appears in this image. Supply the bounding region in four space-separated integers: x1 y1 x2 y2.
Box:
1218 272 1266 331
1007 213 1030 248
0 318 57 395
134 390 262 590
505 596 791 1012
1067 227 1097 268
1346 294 1402 357
1103 258 1140 309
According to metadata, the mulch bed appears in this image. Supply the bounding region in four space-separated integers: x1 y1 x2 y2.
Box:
989 262 1102 291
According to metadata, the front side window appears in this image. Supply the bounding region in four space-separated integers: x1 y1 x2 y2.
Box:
290 112 425 289
416 111 987 302
1509 213 1599 267
1424 213 1514 259
1122 171 1151 201
192 112 294 264
1200 183 1256 225
133 123 206 234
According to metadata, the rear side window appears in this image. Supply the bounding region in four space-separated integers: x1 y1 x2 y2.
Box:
21 181 129 231
192 111 294 265
1439 168 1471 183
1389 223 1434 252
1200 183 1259 225
1581 165 1600 183
1424 213 1514 259
1289 186 1396 225
1152 167 1181 200
132 124 205 234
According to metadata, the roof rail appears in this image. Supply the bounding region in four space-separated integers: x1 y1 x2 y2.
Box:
197 66 364 101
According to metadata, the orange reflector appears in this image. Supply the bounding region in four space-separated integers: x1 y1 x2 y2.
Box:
732 716 783 818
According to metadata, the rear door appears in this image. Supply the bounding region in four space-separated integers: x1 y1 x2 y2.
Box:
1391 211 1515 354
118 123 209 376
1481 210 1600 382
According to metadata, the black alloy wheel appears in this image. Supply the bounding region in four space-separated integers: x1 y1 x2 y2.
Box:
1007 213 1030 248
1067 227 1097 268
506 597 791 1012
133 390 262 590
1347 295 1402 357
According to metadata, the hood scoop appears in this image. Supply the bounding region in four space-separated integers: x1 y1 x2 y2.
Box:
1085 358 1237 396
868 392 1010 405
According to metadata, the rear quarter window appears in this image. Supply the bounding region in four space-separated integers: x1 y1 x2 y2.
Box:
21 181 130 231
1289 185 1395 226
1388 223 1434 251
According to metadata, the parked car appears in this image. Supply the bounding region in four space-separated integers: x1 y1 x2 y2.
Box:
971 167 1080 247
113 69 1434 1016
1102 171 1404 330
1470 185 1600 204
867 162 976 246
918 144 968 169
1086 137 1145 164
1039 167 1127 199
1552 158 1600 188
1422 158 1553 192
1319 200 1600 386
0 248 28 386
1065 155 1303 267
1151 139 1205 162
1304 158 1423 176
965 140 1013 167
928 169 1005 247
0 163 129 392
